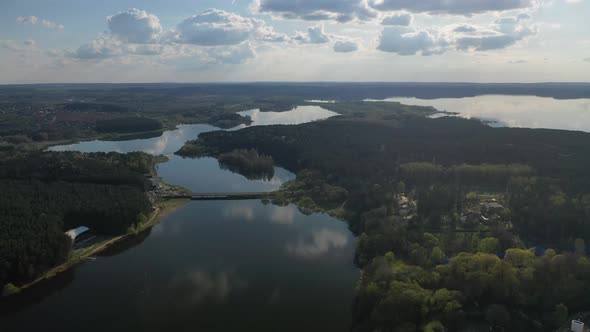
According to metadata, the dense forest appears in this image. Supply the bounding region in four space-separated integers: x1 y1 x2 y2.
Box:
95 117 163 133
3 85 590 330
217 149 275 180
179 109 590 331
0 152 154 291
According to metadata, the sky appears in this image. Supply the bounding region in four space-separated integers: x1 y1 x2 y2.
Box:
0 0 589 83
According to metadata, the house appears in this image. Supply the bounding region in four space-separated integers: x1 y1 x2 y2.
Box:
480 199 504 212
395 194 414 217
461 211 480 224
65 226 90 242
146 177 161 190
571 320 585 332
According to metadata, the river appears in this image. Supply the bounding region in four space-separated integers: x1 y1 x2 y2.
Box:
1 105 358 332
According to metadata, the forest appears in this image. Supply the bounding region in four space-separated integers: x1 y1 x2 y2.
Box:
179 107 590 331
216 149 275 180
3 84 590 330
95 117 163 133
0 152 154 292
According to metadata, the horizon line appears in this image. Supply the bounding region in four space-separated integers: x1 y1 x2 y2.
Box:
1 81 590 86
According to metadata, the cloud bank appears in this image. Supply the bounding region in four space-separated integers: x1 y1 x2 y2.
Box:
378 14 537 55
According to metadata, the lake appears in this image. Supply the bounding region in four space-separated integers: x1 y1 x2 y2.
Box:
368 95 590 132
48 105 338 193
0 201 357 332
1 106 357 332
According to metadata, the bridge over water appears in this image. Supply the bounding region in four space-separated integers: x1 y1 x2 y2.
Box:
163 191 285 201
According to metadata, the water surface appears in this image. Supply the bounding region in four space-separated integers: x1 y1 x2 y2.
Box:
0 201 358 332
235 105 338 127
370 95 590 132
49 105 337 192
2 105 359 331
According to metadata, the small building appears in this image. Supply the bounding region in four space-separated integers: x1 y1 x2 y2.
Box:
480 200 504 211
146 177 161 190
571 320 585 332
461 211 480 224
65 226 90 242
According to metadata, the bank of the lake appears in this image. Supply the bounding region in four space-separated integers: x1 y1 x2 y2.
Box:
367 95 590 132
9 196 190 295
1 105 357 332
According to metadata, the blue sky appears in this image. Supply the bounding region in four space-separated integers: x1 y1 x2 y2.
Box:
0 0 589 83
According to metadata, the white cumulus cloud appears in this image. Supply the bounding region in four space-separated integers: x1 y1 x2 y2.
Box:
176 9 263 45
107 8 162 43
293 25 331 44
369 0 538 15
72 36 123 60
382 12 413 26
16 16 64 30
378 13 537 55
253 0 377 22
334 40 359 52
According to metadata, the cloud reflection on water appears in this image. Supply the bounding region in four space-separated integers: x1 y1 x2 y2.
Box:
168 269 248 305
286 229 349 259
270 205 297 225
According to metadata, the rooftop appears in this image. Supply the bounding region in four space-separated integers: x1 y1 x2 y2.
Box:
65 226 90 241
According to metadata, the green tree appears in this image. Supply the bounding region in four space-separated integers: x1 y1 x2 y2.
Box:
478 237 500 254
1 283 21 297
575 238 586 255
544 248 557 259
550 303 568 328
424 321 445 332
486 304 511 328
430 247 445 265
504 248 534 267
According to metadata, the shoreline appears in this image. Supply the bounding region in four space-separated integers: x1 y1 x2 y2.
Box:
11 197 190 295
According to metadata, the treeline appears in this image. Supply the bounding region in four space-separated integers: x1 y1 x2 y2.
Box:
355 249 590 331
0 152 154 289
0 151 154 187
399 162 533 188
61 102 129 113
95 117 163 133
507 177 590 247
183 117 590 192
217 149 274 180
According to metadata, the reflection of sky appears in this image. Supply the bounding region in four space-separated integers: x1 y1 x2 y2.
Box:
270 205 297 225
286 229 349 259
167 269 248 305
48 124 217 155
158 155 295 193
223 203 255 221
233 106 338 128
2 199 359 331
304 100 336 104
49 106 337 154
371 95 590 132
48 106 336 191
48 106 340 191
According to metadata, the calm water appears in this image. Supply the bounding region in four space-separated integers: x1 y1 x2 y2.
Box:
48 105 338 192
48 105 338 155
370 95 590 132
0 202 358 332
1 106 356 331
